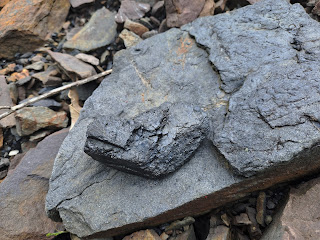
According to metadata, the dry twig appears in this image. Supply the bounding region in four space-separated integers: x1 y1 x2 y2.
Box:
0 69 112 120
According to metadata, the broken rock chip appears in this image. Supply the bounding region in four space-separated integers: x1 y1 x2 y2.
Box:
115 0 150 23
69 0 94 8
0 0 70 59
47 50 96 80
165 0 205 27
119 29 142 48
15 107 68 136
64 7 117 52
85 103 208 179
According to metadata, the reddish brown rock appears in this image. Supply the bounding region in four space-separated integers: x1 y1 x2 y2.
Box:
115 0 150 23
261 177 320 240
15 107 68 136
165 0 205 27
0 76 15 128
123 229 161 240
47 50 96 80
0 0 11 8
0 0 70 59
0 63 16 75
199 0 215 17
124 19 149 37
0 129 68 240
312 1 320 16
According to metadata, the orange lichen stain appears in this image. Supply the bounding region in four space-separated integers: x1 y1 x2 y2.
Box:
176 36 193 56
141 93 145 102
175 36 194 68
7 69 29 82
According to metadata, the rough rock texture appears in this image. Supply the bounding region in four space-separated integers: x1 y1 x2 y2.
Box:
0 76 15 128
183 0 320 176
261 177 320 240
0 0 70 59
15 107 68 136
165 0 205 27
85 102 208 178
0 0 11 8
63 7 117 52
48 50 97 79
46 0 320 238
0 129 68 240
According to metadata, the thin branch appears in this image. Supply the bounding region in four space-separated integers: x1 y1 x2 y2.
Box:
0 69 112 120
0 106 11 110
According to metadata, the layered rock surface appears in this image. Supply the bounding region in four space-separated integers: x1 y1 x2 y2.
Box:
46 0 320 238
0 0 70 59
0 129 68 240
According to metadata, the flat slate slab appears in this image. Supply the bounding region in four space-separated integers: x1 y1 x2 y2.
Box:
46 0 320 238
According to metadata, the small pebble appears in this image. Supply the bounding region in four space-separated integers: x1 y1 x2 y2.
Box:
9 150 19 156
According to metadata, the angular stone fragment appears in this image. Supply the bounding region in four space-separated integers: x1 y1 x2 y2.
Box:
15 107 68 136
32 65 61 86
85 102 208 179
46 0 320 238
64 7 117 52
119 29 142 48
0 129 68 240
165 0 205 27
75 53 99 66
0 0 70 59
124 19 149 37
69 0 94 8
0 76 15 128
115 0 150 23
261 177 320 240
47 51 96 80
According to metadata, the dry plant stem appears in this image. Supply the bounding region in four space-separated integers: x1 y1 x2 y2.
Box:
0 69 112 120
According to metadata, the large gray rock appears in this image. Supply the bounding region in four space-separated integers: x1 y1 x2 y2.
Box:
46 0 320 238
85 102 208 179
184 0 320 176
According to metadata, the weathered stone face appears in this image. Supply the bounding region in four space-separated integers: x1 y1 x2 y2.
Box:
46 0 320 238
183 0 320 176
0 0 70 59
84 102 209 179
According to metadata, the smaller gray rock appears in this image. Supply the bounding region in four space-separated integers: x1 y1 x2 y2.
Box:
84 102 208 179
64 7 117 52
